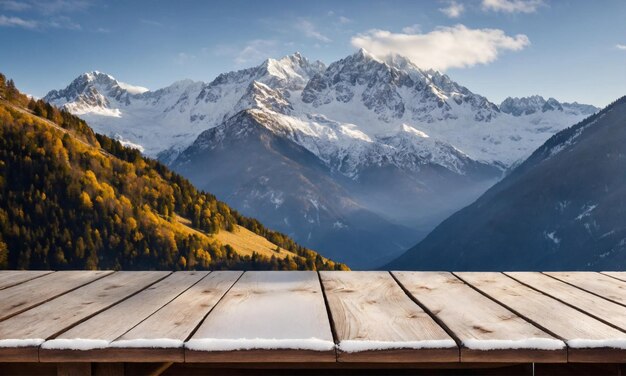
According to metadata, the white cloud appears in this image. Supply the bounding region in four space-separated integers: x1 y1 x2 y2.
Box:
351 24 530 71
0 1 31 11
0 14 37 28
338 16 352 24
48 15 81 30
616 44 626 51
482 0 544 13
295 18 331 42
174 52 196 65
232 39 278 66
402 24 420 34
140 19 162 27
440 1 465 18
33 0 91 15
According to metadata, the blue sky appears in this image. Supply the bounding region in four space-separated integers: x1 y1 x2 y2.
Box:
0 0 624 106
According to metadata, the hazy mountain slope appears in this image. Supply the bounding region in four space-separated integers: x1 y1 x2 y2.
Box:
388 96 626 271
173 109 417 268
0 75 346 271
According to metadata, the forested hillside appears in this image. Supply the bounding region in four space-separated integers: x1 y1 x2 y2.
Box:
0 74 347 271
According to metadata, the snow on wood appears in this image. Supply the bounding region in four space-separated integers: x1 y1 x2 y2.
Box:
187 271 334 352
338 339 456 353
0 339 44 348
463 338 565 351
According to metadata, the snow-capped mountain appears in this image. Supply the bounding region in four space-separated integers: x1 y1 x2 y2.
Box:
500 95 598 117
44 53 325 157
44 50 600 268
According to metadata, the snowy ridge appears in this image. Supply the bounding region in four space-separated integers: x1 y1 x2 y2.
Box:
44 50 598 174
501 95 598 117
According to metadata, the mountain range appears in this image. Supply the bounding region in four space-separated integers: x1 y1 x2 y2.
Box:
44 49 599 268
388 96 626 270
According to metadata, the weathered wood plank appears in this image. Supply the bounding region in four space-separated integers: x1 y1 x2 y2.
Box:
545 272 626 307
0 270 53 290
186 271 335 363
321 271 457 363
0 272 168 362
458 272 626 363
602 272 626 283
0 271 112 321
40 272 208 362
115 271 240 355
393 272 565 363
42 271 241 363
507 272 626 331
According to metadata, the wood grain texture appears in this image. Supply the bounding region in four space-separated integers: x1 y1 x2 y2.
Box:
116 271 241 346
602 272 626 283
393 272 564 363
41 347 183 363
40 272 208 362
0 270 53 290
458 272 626 362
0 346 39 363
57 363 91 376
186 271 335 363
186 349 337 363
320 271 457 363
0 272 168 362
0 271 112 321
5 271 626 366
506 272 626 330
545 272 626 307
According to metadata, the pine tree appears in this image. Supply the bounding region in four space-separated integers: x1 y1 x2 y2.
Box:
5 79 17 101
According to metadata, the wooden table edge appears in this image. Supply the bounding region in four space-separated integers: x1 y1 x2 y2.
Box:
39 347 184 363
568 347 626 363
461 347 567 363
0 347 39 362
337 348 459 363
184 348 337 363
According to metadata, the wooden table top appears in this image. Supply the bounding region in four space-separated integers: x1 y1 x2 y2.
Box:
1 270 626 365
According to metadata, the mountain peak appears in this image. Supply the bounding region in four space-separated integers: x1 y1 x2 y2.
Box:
82 70 116 81
350 48 381 63
257 53 325 89
499 95 601 117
